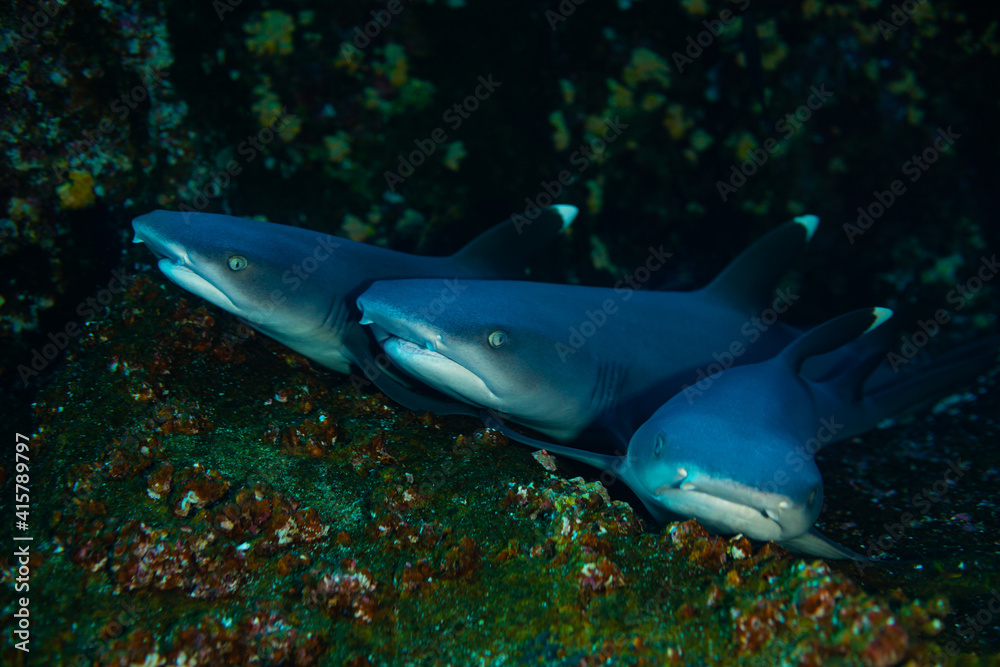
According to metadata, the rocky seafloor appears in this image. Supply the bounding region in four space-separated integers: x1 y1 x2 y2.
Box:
4 261 999 666
1 0 999 665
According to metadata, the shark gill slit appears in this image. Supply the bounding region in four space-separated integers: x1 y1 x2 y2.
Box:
322 296 351 337
589 361 626 415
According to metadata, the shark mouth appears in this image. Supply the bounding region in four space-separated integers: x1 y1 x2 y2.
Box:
156 259 240 313
654 474 817 542
655 487 787 542
362 321 501 408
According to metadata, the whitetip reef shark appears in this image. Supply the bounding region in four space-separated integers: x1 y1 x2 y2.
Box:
356 215 821 448
131 206 576 405
501 308 997 559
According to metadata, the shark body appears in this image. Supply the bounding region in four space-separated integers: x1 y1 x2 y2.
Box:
132 206 575 405
357 215 820 449
519 308 997 559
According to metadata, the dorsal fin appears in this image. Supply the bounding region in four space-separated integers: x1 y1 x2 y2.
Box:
780 308 893 373
700 215 818 311
450 206 576 277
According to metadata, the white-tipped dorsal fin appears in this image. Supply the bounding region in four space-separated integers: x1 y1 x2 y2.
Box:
794 214 819 242
701 215 819 312
780 307 894 373
552 205 578 231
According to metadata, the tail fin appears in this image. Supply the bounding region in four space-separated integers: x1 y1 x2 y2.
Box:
809 329 999 443
700 215 818 313
861 335 1000 423
450 206 576 278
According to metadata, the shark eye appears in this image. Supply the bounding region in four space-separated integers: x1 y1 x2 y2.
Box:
488 330 508 348
653 433 665 456
228 255 248 271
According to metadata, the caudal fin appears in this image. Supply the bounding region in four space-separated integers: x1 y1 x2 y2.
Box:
861 334 1000 424
450 206 576 278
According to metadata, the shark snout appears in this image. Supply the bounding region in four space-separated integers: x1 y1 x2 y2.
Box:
132 212 183 263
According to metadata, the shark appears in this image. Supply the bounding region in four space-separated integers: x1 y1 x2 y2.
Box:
356 215 821 449
131 206 576 405
497 308 997 559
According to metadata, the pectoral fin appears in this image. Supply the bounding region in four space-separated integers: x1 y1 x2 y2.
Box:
777 528 869 561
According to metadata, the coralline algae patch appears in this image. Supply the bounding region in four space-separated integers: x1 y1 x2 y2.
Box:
10 266 959 665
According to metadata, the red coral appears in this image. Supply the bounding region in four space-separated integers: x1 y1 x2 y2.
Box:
267 416 340 457
172 463 230 517
110 521 246 599
146 462 173 500
304 561 378 623
578 557 626 601
733 598 785 653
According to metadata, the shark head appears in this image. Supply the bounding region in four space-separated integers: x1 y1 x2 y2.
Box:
357 279 599 440
623 407 824 544
132 210 350 367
